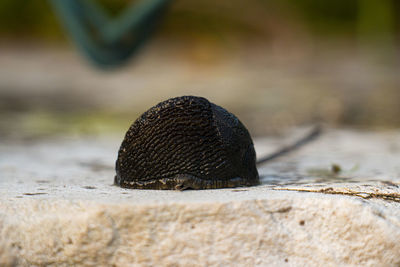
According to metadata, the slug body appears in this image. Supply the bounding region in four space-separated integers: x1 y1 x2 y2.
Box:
115 96 259 190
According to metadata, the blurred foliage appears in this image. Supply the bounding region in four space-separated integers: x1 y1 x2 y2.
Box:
285 0 359 34
358 0 396 42
0 0 397 43
0 1 63 39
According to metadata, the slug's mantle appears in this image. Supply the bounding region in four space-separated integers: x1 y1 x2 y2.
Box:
115 96 259 190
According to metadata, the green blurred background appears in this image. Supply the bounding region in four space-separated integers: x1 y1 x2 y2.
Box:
0 0 399 139
0 0 398 44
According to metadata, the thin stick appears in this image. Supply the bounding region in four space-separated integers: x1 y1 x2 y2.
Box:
256 125 322 166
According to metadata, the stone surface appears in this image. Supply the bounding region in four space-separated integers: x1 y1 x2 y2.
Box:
1 128 400 266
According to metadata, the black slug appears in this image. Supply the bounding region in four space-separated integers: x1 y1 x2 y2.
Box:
115 96 259 190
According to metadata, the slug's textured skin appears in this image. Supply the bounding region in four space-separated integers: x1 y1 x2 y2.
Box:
115 96 259 190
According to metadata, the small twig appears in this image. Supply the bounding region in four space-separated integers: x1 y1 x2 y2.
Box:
256 125 322 166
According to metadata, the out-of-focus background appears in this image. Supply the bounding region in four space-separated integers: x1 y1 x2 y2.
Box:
1 0 399 140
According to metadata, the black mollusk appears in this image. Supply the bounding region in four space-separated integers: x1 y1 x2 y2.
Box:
115 96 259 190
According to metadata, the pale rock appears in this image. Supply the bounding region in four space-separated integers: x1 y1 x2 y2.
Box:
1 129 400 266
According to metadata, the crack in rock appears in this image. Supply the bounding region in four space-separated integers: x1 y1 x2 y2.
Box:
273 187 400 203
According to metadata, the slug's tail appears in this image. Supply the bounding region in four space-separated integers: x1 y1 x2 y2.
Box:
256 125 322 166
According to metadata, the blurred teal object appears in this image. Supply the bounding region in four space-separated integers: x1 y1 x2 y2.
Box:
50 0 170 68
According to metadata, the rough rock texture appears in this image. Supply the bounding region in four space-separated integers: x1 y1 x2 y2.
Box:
1 128 400 266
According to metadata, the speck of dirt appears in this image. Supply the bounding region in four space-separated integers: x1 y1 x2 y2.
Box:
23 192 47 196
36 180 50 184
299 220 305 226
275 207 292 213
231 189 249 192
83 186 97 190
331 164 342 174
284 259 288 262
381 181 398 187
